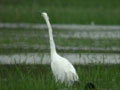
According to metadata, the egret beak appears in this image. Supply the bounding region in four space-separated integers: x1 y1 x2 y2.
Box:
37 11 42 15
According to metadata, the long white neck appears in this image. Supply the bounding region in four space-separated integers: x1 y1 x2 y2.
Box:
43 14 57 55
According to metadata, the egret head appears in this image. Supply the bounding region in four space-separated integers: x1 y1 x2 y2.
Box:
38 11 49 20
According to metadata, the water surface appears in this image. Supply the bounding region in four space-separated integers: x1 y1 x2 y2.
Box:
0 53 119 64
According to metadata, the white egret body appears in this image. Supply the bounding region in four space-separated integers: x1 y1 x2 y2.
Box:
41 12 79 85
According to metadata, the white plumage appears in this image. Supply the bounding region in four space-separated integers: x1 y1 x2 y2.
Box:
51 53 79 85
41 12 79 86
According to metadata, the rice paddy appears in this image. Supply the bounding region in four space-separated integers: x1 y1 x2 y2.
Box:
0 27 120 90
0 0 120 89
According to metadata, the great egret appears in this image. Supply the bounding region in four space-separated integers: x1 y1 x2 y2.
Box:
39 12 79 86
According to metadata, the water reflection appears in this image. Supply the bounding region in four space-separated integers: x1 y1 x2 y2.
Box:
0 53 119 64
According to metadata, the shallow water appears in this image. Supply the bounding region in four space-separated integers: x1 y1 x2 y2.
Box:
0 23 120 30
0 53 119 64
59 30 120 39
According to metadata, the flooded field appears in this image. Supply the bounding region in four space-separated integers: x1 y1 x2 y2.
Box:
0 23 120 39
0 53 119 64
0 0 120 89
0 24 120 65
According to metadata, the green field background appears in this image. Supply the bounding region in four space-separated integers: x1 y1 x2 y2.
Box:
0 0 120 24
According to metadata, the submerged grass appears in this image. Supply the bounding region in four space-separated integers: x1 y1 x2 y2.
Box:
0 64 120 90
0 28 119 54
0 28 119 52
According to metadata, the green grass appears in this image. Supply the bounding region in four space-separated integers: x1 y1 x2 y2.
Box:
0 0 120 24
0 64 120 90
